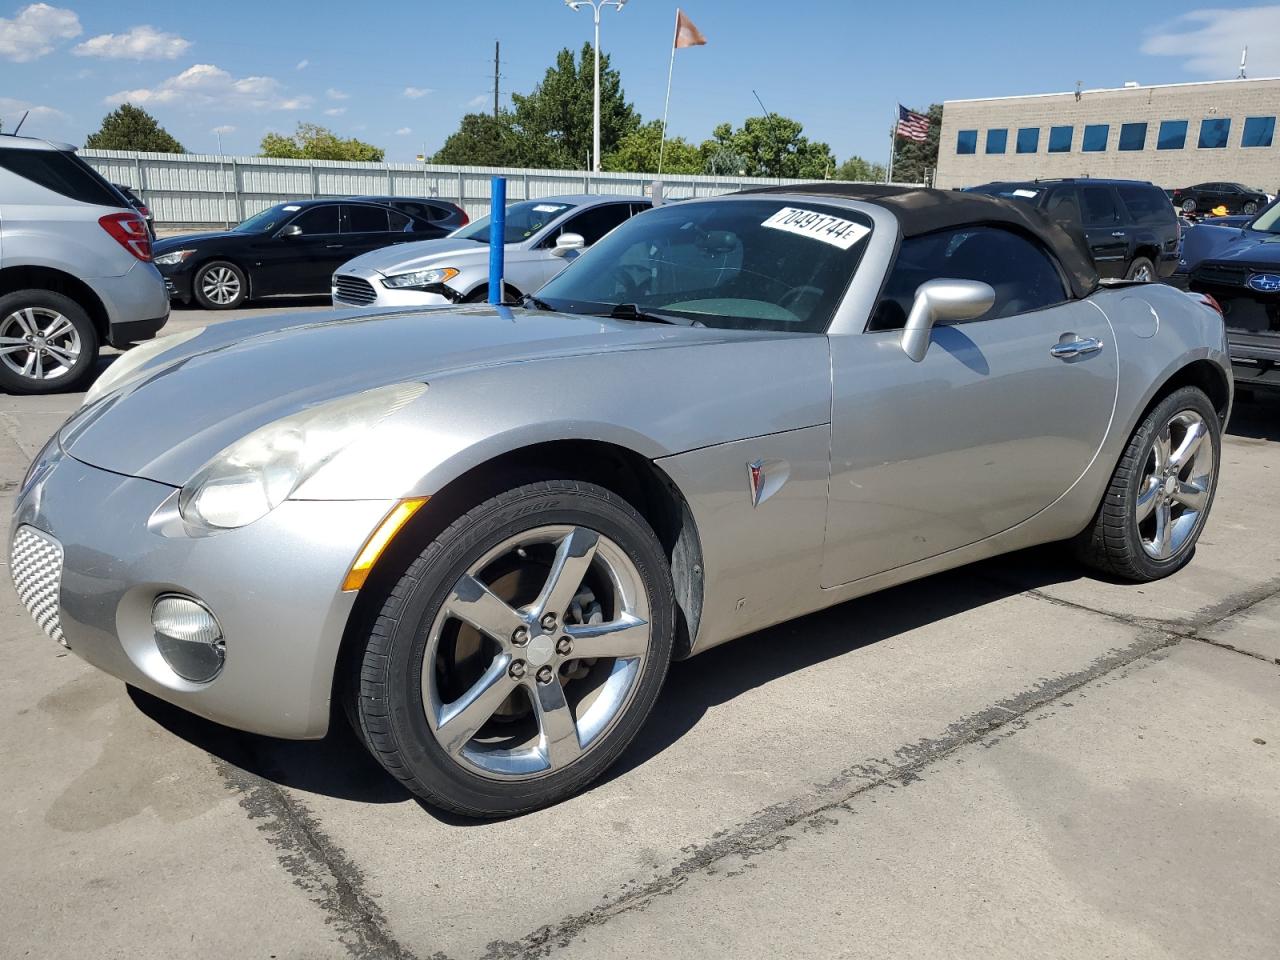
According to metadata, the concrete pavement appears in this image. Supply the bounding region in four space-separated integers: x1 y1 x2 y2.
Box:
0 304 1277 959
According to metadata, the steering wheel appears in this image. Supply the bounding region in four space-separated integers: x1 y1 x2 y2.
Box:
779 284 824 313
612 264 652 300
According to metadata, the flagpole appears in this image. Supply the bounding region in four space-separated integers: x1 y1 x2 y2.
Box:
887 105 896 184
658 10 679 176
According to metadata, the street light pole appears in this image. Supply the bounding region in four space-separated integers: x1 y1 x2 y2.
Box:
564 0 626 173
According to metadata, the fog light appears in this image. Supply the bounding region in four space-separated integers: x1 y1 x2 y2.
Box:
152 595 224 682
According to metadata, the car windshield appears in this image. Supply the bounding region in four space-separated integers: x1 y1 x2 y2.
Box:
452 199 574 244
535 198 873 333
1250 202 1280 234
234 203 300 233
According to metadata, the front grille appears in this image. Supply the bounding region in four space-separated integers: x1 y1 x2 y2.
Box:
333 275 377 305
11 525 65 646
1193 262 1248 287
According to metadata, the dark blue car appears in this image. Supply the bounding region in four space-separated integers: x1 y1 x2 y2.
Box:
1183 200 1280 392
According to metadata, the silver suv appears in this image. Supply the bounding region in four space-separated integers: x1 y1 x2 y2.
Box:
332 195 649 308
0 136 168 393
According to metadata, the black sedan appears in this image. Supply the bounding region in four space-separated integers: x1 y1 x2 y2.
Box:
155 198 454 309
1171 182 1271 216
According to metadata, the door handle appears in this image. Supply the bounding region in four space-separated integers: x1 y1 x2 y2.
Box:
325 243 344 249
1050 336 1104 359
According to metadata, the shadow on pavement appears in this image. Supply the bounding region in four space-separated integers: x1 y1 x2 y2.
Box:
127 544 1095 819
1227 391 1280 442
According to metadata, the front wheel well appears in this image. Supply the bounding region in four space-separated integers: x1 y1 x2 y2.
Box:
0 265 110 340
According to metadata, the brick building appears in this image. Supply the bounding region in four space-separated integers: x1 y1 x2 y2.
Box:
935 77 1280 191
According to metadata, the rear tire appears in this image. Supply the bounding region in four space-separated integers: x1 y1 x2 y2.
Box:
349 479 675 817
192 260 247 310
1074 386 1220 582
1242 201 1259 215
1125 257 1155 282
0 290 98 395
1181 198 1197 213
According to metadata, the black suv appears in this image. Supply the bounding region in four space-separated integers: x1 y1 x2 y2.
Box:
967 179 1179 281
1172 182 1269 216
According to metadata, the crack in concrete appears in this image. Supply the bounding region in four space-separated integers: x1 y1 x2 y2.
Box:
1193 635 1280 667
212 756 428 960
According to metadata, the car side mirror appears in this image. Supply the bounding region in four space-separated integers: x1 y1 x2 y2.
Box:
901 279 996 362
551 232 585 258
279 224 303 239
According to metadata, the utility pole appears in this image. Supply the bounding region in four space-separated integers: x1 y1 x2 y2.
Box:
494 40 501 118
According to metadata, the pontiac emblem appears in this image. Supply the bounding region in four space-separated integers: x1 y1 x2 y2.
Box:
746 458 790 507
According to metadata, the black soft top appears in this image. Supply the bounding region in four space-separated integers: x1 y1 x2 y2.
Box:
737 183 1099 299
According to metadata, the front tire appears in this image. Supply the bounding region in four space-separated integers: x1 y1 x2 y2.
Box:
1075 386 1220 581
349 480 675 817
1181 198 1197 213
192 261 247 310
1242 201 1259 215
0 290 98 394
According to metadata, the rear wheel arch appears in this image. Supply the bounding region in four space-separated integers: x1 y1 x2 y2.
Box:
1148 358 1231 424
0 264 110 342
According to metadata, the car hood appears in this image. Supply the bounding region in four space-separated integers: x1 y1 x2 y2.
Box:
61 305 764 486
1187 228 1280 272
337 237 491 276
153 231 243 252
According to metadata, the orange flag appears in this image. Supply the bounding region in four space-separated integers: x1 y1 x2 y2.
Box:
674 9 707 48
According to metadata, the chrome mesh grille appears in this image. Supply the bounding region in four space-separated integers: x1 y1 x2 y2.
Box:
11 525 65 645
333 275 377 305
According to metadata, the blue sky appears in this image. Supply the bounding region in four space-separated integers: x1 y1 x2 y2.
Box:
2 0 1278 164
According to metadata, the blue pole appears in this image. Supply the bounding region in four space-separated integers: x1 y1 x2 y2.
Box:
488 176 506 304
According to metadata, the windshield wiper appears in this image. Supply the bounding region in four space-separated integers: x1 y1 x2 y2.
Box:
605 303 698 326
521 294 554 310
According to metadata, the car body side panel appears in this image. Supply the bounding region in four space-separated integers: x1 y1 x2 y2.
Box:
654 424 831 654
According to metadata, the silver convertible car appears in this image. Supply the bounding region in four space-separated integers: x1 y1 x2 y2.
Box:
12 185 1230 817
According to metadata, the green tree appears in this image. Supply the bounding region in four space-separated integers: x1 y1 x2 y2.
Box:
889 103 941 184
259 123 384 162
833 155 886 182
603 120 703 174
85 103 185 153
431 111 526 166
705 115 836 179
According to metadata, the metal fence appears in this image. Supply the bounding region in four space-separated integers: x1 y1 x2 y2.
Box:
80 149 867 228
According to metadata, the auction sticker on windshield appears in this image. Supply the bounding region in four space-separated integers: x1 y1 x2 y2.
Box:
762 207 870 250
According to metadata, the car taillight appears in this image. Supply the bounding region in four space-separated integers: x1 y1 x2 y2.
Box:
1190 291 1223 317
137 205 151 218
99 212 152 261
458 211 470 226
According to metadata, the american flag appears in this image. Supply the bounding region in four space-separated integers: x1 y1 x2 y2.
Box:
896 105 931 142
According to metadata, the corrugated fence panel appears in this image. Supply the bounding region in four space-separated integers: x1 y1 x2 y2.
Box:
80 150 907 227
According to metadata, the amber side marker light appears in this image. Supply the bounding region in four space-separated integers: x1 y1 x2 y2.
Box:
342 497 429 591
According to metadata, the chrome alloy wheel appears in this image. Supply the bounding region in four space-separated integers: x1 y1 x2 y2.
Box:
200 266 241 305
0 307 82 382
1136 409 1215 561
1132 263 1153 282
422 525 651 780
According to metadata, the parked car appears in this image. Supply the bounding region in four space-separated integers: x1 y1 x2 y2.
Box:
112 183 154 237
0 136 167 394
1182 199 1280 392
350 196 468 234
1171 182 1270 216
332 194 650 307
967 179 1179 281
13 185 1230 816
155 198 439 309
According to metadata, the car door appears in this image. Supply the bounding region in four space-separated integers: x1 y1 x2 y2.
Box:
339 203 408 267
255 203 342 295
822 225 1118 588
1077 185 1128 278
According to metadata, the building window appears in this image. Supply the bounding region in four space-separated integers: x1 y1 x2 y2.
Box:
1157 120 1188 150
1082 124 1109 152
1048 125 1073 153
1198 118 1231 149
1118 122 1148 151
1016 127 1040 153
957 129 977 155
985 129 1008 154
1242 116 1275 148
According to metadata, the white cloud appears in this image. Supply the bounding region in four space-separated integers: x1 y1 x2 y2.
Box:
1142 5 1280 76
106 63 312 111
324 106 346 116
0 3 80 62
211 124 235 134
0 95 67 126
73 24 190 60
466 94 489 109
395 126 412 135
403 86 431 99
326 87 349 100
295 58 308 70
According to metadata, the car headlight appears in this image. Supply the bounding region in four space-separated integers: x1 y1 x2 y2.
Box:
83 326 206 407
153 249 196 266
178 382 427 530
382 267 460 290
